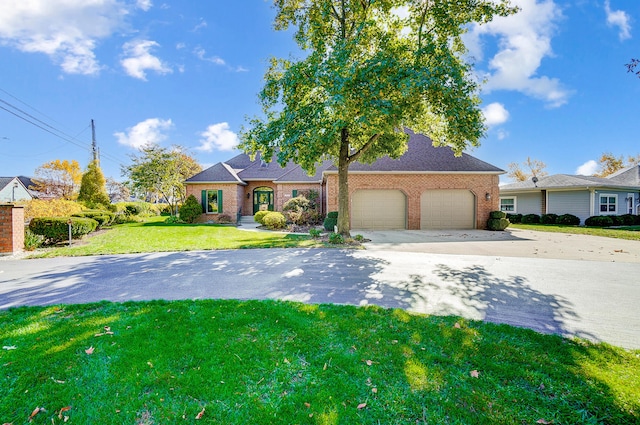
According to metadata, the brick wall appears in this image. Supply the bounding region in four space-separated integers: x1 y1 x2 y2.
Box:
185 183 242 223
325 173 500 229
0 205 24 254
276 183 324 214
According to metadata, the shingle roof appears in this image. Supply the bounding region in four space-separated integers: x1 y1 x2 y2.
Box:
608 164 640 186
185 162 245 184
324 130 503 173
0 177 13 191
187 129 503 185
275 159 334 182
500 173 638 191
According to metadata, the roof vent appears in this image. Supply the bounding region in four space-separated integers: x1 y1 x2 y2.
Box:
260 160 268 168
532 176 538 187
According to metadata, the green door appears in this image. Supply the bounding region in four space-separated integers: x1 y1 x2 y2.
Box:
253 188 274 214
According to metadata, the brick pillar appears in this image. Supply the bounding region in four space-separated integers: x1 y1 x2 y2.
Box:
0 205 25 254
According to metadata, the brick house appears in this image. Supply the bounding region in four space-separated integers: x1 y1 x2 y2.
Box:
185 129 504 230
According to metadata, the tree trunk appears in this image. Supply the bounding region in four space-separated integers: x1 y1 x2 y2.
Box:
337 128 351 236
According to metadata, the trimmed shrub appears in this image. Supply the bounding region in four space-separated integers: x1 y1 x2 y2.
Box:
540 213 558 225
521 214 541 224
328 233 344 244
323 215 337 231
327 211 338 219
487 218 510 231
506 213 522 224
609 215 624 226
254 210 271 225
263 212 286 230
309 228 322 238
557 214 580 226
29 217 97 244
179 195 203 223
354 234 365 242
489 211 506 219
585 215 614 227
619 214 636 226
72 210 115 227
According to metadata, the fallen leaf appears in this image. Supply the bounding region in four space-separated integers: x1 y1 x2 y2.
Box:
357 402 367 410
104 326 111 332
371 387 378 394
536 420 551 424
304 402 311 408
28 407 41 421
85 346 94 355
454 322 461 329
539 383 545 390
195 407 205 419
2 345 17 350
58 406 71 419
365 360 373 366
51 378 65 384
470 370 480 378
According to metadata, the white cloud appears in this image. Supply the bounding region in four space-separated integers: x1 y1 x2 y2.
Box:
115 118 173 149
136 0 152 11
468 0 570 107
194 47 226 65
496 129 509 140
0 0 127 75
192 19 208 33
197 123 239 152
576 160 598 176
482 102 510 127
121 40 172 80
604 0 631 41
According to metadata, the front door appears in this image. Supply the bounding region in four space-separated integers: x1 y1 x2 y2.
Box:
253 187 274 214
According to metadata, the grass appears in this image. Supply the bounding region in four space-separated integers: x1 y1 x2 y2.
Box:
1 299 638 424
511 223 640 241
31 216 328 257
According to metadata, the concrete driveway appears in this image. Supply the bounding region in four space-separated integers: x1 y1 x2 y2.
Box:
1 231 639 349
357 228 640 263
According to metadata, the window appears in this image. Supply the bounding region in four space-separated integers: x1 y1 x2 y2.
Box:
599 194 617 214
201 190 223 214
500 197 516 212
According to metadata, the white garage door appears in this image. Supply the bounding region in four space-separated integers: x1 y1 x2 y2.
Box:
351 190 406 230
421 190 475 229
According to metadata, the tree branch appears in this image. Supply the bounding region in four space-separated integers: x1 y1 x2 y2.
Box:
347 133 380 164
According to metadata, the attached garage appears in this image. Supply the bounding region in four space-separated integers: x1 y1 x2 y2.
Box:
351 189 406 229
421 190 475 229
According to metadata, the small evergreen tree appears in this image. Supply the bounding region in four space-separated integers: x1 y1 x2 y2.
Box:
78 160 111 207
179 194 203 223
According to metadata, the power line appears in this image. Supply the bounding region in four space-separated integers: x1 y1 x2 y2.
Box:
0 90 127 168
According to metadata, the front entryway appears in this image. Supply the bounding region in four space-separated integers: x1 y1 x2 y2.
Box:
253 187 274 214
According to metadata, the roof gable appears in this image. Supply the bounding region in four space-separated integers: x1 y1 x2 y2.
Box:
607 164 640 186
185 162 244 184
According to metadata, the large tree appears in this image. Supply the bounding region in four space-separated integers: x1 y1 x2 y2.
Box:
595 152 640 177
121 145 202 214
78 160 111 207
241 0 517 235
32 159 83 200
507 157 548 182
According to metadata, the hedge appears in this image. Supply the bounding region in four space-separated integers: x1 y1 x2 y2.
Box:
521 214 541 224
262 212 286 229
323 212 338 231
585 216 614 227
29 217 98 244
557 214 580 226
72 209 115 227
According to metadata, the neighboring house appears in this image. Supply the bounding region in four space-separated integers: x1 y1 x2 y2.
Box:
185 129 504 230
0 177 34 202
499 165 640 224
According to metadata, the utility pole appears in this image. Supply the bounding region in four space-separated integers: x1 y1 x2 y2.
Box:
91 119 100 164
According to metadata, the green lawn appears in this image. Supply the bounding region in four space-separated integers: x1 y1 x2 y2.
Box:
511 223 640 241
1 299 638 424
31 216 327 257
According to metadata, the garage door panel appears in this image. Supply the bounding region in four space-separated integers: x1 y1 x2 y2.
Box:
352 190 406 230
421 190 474 229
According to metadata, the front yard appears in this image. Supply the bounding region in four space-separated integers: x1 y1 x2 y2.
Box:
1 299 638 424
510 223 640 241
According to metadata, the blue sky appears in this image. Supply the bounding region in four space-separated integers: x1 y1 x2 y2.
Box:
0 0 638 183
